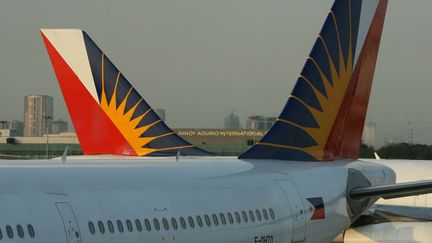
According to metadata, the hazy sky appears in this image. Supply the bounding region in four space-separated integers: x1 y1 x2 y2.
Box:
0 0 431 146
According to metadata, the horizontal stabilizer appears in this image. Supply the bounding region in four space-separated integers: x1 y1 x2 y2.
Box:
350 181 432 200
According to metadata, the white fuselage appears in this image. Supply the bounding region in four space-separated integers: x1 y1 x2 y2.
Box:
0 158 394 243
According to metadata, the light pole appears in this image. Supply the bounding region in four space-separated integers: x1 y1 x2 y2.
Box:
408 121 414 145
42 115 52 159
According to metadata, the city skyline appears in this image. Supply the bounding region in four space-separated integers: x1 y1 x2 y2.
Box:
1 95 69 136
1 97 414 148
0 1 431 145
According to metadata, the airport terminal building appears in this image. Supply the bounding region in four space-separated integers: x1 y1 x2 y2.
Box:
175 129 266 156
0 128 267 159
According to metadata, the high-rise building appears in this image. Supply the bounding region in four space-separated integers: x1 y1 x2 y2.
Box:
52 119 69 134
363 122 376 147
224 112 241 129
24 95 53 137
246 115 277 130
155 108 166 122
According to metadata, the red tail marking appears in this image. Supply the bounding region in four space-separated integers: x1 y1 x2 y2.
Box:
323 0 388 160
41 32 136 155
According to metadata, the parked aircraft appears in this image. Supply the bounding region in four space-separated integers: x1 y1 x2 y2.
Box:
35 0 432 242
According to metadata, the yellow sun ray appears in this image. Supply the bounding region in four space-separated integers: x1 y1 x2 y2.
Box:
98 53 189 156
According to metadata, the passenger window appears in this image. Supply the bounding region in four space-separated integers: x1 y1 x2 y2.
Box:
263 209 268 220
235 212 241 223
135 219 142 232
204 215 211 226
107 220 114 233
153 219 161 231
212 214 219 226
6 225 13 239
162 218 169 230
27 225 35 238
269 208 275 220
242 211 248 223
220 213 226 225
188 216 195 228
17 225 24 238
180 217 187 229
98 221 105 234
117 220 124 233
227 213 234 224
196 216 203 227
126 220 133 232
249 210 255 222
88 222 95 234
144 219 151 231
256 210 262 221
171 218 178 230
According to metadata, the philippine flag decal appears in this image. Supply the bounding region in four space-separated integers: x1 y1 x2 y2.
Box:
307 197 325 220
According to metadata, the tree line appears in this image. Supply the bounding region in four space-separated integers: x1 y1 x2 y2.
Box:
360 143 432 160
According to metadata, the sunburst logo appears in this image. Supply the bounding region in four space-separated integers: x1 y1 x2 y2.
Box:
257 9 354 161
294 36 353 160
99 54 193 156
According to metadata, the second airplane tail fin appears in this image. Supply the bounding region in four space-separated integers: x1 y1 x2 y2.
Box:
41 29 210 157
240 0 388 161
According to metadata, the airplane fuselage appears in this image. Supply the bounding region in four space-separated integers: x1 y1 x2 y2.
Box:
0 158 394 243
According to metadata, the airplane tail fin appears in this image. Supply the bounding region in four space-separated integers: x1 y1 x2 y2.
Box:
240 0 388 161
41 29 211 157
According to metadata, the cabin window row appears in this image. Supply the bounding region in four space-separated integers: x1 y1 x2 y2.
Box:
88 208 275 235
0 224 35 240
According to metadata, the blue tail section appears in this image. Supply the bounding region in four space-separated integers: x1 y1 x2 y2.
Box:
81 32 212 157
240 0 388 161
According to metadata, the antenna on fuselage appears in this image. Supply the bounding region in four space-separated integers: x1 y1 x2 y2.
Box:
374 152 381 160
176 151 181 161
61 146 69 164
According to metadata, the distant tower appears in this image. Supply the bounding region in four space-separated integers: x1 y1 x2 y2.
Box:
408 121 414 144
363 122 376 147
155 108 166 122
224 112 241 129
24 95 53 137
